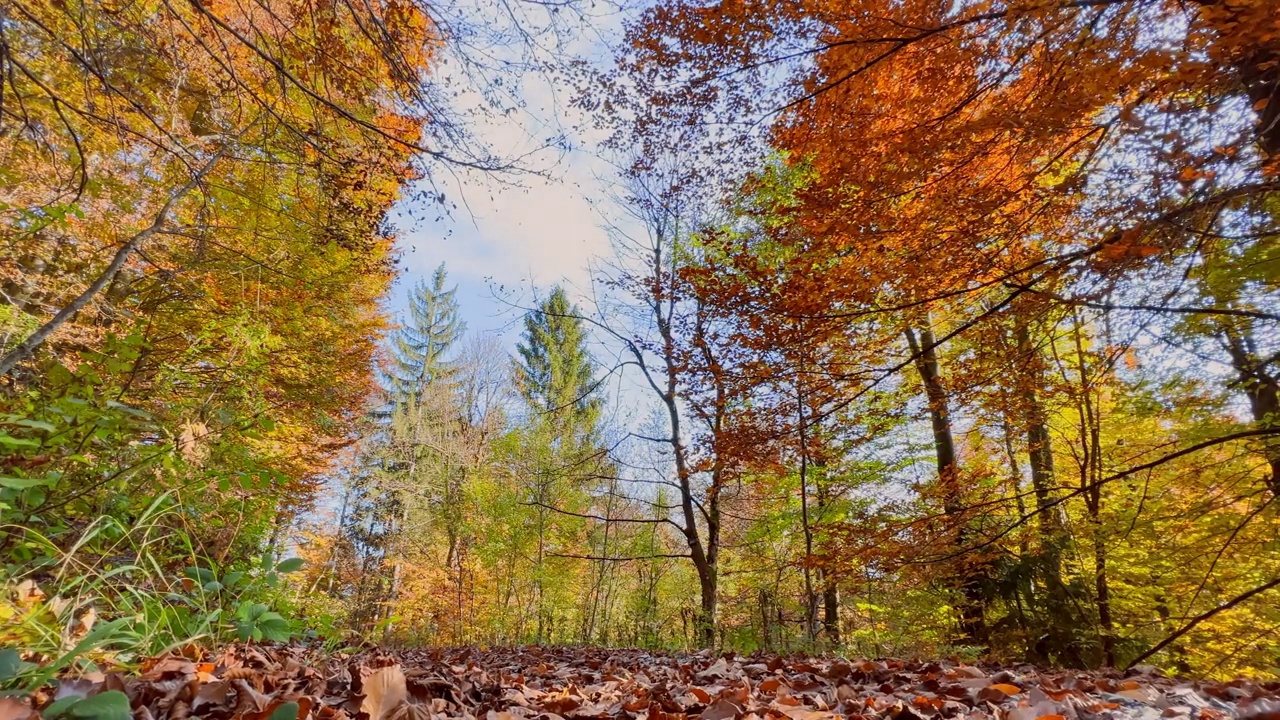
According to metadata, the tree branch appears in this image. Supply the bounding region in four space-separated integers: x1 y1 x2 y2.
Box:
0 140 234 377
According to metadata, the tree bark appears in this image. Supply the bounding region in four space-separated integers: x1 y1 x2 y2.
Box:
796 379 819 641
1071 314 1114 666
821 572 841 645
1192 0 1280 157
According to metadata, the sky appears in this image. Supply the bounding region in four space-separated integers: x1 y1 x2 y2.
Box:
384 2 628 352
391 162 612 345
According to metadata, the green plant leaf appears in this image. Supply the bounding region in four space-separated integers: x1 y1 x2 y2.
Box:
0 476 51 489
0 648 20 681
43 697 80 719
184 567 216 584
257 613 291 642
10 419 56 432
270 701 300 720
237 602 269 621
65 691 131 720
0 434 39 449
276 557 304 573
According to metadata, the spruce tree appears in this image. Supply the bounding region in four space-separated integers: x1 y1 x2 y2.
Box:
515 286 602 445
388 263 465 403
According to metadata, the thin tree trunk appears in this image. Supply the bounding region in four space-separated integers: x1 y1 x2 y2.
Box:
1015 324 1062 544
1071 313 1114 665
905 322 987 645
1190 0 1280 157
821 571 840 645
1000 417 1031 555
796 379 819 641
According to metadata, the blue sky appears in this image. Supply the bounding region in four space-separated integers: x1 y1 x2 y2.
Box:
383 4 626 354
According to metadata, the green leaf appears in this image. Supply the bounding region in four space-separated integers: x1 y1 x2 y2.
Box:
184 567 216 584
0 476 51 490
0 648 20 681
43 697 80 719
10 419 55 432
256 613 291 642
275 557 304 573
66 691 131 720
0 434 39 449
237 602 269 621
104 401 151 419
270 702 300 720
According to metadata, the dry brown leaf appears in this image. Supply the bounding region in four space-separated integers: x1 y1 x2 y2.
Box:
776 706 831 720
13 580 44 606
0 698 35 720
361 665 409 720
192 680 230 713
988 684 1021 696
702 697 741 720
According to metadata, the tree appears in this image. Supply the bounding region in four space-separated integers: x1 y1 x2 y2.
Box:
515 286 604 445
513 286 610 641
388 264 467 403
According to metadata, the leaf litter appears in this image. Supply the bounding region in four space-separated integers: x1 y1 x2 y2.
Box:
2 646 1277 720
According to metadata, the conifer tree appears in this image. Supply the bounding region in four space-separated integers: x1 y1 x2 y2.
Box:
388 264 465 403
515 286 602 446
513 286 607 641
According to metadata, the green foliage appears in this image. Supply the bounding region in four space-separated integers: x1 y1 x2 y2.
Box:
0 498 309 691
44 691 131 720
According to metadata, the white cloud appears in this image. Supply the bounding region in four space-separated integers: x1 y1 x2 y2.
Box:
399 170 609 293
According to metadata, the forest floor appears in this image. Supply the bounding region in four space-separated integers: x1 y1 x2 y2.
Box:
3 644 1278 720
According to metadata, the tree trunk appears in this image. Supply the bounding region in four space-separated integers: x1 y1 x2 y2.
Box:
1192 0 1280 157
1071 314 1114 666
905 322 987 645
1222 327 1280 496
796 380 819 641
821 572 841 645
1000 417 1031 555
1016 323 1061 543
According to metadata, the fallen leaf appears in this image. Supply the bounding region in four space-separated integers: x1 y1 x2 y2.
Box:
0 698 35 720
702 698 741 720
989 684 1022 696
361 666 409 720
